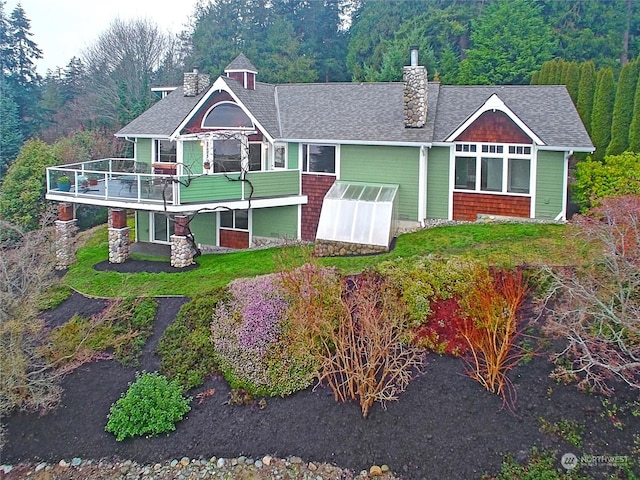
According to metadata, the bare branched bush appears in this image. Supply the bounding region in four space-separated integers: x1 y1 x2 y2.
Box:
459 266 529 408
543 196 640 394
0 221 62 436
317 271 425 418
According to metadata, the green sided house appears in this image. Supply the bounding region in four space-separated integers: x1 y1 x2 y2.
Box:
45 50 593 266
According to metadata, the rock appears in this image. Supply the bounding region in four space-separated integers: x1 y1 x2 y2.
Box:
290 456 302 464
308 462 317 471
35 463 47 472
254 460 263 468
238 455 247 464
71 457 82 467
180 457 190 467
216 458 225 468
154 463 162 471
0 465 13 474
381 464 390 472
262 455 272 466
59 460 69 468
170 460 179 468
370 465 383 476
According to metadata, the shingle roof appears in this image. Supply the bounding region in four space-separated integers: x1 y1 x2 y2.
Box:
433 85 593 149
224 78 281 138
225 53 258 73
275 82 439 143
118 74 593 150
115 86 206 137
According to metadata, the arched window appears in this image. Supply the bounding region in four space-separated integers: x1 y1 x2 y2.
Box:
202 102 253 129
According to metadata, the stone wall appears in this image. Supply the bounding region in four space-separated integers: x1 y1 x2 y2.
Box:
54 219 78 269
403 65 428 128
313 239 388 257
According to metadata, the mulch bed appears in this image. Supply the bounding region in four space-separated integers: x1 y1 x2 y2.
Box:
2 260 639 479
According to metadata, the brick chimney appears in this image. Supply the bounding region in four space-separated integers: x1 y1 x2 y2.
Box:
184 67 211 97
403 46 428 128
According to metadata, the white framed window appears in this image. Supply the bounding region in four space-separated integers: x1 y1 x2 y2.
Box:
302 144 336 174
220 209 249 230
152 212 175 243
154 139 177 163
454 142 532 194
273 143 287 169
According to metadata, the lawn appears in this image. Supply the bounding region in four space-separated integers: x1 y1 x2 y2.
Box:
63 222 591 298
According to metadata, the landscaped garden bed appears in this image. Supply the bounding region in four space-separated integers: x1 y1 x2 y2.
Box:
2 200 640 479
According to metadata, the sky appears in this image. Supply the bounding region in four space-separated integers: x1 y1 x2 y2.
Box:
5 0 200 74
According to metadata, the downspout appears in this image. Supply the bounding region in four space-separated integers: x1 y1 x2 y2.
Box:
556 150 572 222
418 145 427 227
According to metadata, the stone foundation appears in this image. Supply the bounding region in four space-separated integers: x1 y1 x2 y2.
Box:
108 227 131 264
55 219 78 269
313 239 388 257
171 235 196 268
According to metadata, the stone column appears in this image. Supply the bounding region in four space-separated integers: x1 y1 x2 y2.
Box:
108 209 130 264
170 216 195 268
55 203 78 269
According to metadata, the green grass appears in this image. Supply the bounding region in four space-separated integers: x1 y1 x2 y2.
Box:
62 222 592 298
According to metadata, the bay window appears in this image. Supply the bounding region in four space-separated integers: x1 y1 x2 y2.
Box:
454 143 532 194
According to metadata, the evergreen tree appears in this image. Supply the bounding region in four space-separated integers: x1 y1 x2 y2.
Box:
628 74 640 152
577 61 597 133
591 67 616 161
3 3 42 139
8 3 41 86
0 0 13 74
345 0 425 81
565 61 580 104
457 0 555 85
0 78 23 181
537 60 553 84
606 60 639 155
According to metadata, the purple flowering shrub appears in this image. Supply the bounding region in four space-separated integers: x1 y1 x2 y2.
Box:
212 273 325 396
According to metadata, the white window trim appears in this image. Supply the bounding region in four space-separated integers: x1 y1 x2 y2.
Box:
299 143 339 176
272 142 287 170
201 101 254 130
452 142 533 196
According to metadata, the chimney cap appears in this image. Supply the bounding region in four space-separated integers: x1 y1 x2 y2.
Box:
410 46 419 67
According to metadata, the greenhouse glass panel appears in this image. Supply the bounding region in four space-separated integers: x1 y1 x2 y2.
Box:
316 181 399 248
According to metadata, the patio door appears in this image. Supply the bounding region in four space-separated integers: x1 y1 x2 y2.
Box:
152 212 174 243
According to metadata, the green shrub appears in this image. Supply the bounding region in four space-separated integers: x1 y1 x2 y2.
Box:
44 297 157 368
572 152 640 211
158 291 226 390
105 372 191 441
375 256 478 327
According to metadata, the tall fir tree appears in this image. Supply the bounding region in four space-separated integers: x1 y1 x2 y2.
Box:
628 74 640 152
577 61 597 134
591 67 616 161
606 60 639 155
565 61 580 104
0 79 23 181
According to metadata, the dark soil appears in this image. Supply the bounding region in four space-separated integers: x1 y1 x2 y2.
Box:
2 260 640 479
